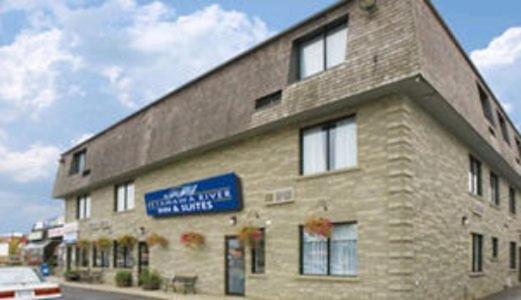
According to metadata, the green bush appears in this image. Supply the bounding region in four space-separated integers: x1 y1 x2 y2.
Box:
115 271 133 287
64 270 80 282
139 269 162 290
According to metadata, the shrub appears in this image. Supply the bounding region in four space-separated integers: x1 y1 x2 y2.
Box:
115 271 133 287
64 270 80 282
139 269 162 290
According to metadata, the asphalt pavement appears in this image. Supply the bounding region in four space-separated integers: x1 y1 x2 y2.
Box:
62 285 156 300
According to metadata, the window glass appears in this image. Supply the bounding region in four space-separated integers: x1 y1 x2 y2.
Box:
85 196 91 219
510 187 516 214
511 242 517 269
498 112 510 144
252 229 265 274
492 237 498 259
490 172 499 205
471 233 483 272
300 35 324 79
330 118 357 170
117 185 125 212
127 183 135 210
330 224 357 276
326 25 347 69
302 231 328 275
469 156 482 196
303 127 327 175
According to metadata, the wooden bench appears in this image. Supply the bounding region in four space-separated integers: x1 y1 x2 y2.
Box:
79 270 103 284
163 275 198 294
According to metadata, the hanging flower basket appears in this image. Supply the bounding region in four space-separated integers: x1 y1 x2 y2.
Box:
237 226 262 247
146 233 169 249
118 235 137 248
76 239 91 249
95 237 112 250
304 217 333 238
180 232 205 249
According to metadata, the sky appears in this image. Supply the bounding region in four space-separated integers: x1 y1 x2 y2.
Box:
0 0 519 233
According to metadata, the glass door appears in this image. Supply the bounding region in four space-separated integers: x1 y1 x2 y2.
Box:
225 236 245 296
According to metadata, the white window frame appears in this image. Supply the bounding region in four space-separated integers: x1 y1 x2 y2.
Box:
77 195 91 220
115 182 135 212
298 21 348 80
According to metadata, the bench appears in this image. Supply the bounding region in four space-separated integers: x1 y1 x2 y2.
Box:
163 275 198 294
79 270 103 284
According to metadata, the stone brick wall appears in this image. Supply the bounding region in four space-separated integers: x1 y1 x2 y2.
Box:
409 98 521 300
65 95 419 299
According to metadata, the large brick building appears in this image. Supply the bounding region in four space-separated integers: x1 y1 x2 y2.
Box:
52 1 521 299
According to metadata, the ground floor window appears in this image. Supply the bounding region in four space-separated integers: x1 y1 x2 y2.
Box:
492 237 499 259
251 228 265 274
93 246 110 268
471 233 483 272
510 242 517 270
300 222 357 276
113 241 133 269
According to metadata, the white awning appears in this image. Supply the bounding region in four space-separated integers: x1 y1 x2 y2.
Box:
24 240 51 251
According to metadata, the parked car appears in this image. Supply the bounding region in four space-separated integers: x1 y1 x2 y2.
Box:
0 267 61 299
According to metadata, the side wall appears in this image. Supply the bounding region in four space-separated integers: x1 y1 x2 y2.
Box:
410 98 521 300
64 95 415 300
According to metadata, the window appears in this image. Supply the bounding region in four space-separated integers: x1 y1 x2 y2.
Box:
93 245 110 268
510 187 516 215
469 156 482 196
81 247 89 268
471 233 483 273
478 84 495 125
255 91 282 110
497 112 510 145
492 237 498 259
490 172 500 206
510 242 517 269
298 21 348 79
301 116 357 175
113 241 133 269
300 223 357 276
251 228 265 274
76 195 91 220
516 139 521 162
70 150 86 175
115 182 135 212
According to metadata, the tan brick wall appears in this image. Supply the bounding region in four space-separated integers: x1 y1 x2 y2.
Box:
408 98 521 300
65 95 422 299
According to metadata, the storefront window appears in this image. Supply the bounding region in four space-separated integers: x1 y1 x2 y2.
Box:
93 246 110 268
81 247 89 268
300 223 357 276
113 241 133 269
251 229 265 274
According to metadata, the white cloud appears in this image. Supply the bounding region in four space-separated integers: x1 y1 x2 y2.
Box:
471 27 521 124
0 0 272 109
0 143 60 182
0 29 81 116
471 27 521 69
70 132 94 146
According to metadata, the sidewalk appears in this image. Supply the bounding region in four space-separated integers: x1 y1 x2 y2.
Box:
49 276 247 300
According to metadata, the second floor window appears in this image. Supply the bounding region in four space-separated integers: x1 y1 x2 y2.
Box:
468 155 482 196
70 150 86 175
490 172 500 206
115 182 135 212
298 21 348 80
301 116 357 175
76 195 91 220
510 187 517 215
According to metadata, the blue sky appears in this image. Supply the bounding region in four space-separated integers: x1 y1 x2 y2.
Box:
0 0 519 233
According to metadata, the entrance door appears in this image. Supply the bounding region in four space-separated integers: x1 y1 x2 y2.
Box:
138 242 149 279
66 246 72 271
225 236 245 296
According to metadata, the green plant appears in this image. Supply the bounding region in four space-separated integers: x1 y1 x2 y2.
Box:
139 269 162 290
95 237 112 250
76 239 91 249
117 235 137 248
64 270 80 282
115 271 133 287
146 233 168 249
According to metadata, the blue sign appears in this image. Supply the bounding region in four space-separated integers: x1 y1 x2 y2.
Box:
145 173 242 217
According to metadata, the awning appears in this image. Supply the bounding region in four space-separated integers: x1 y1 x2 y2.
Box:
24 240 52 251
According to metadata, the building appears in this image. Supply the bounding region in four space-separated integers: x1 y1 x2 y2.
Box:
51 1 521 299
24 217 64 268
